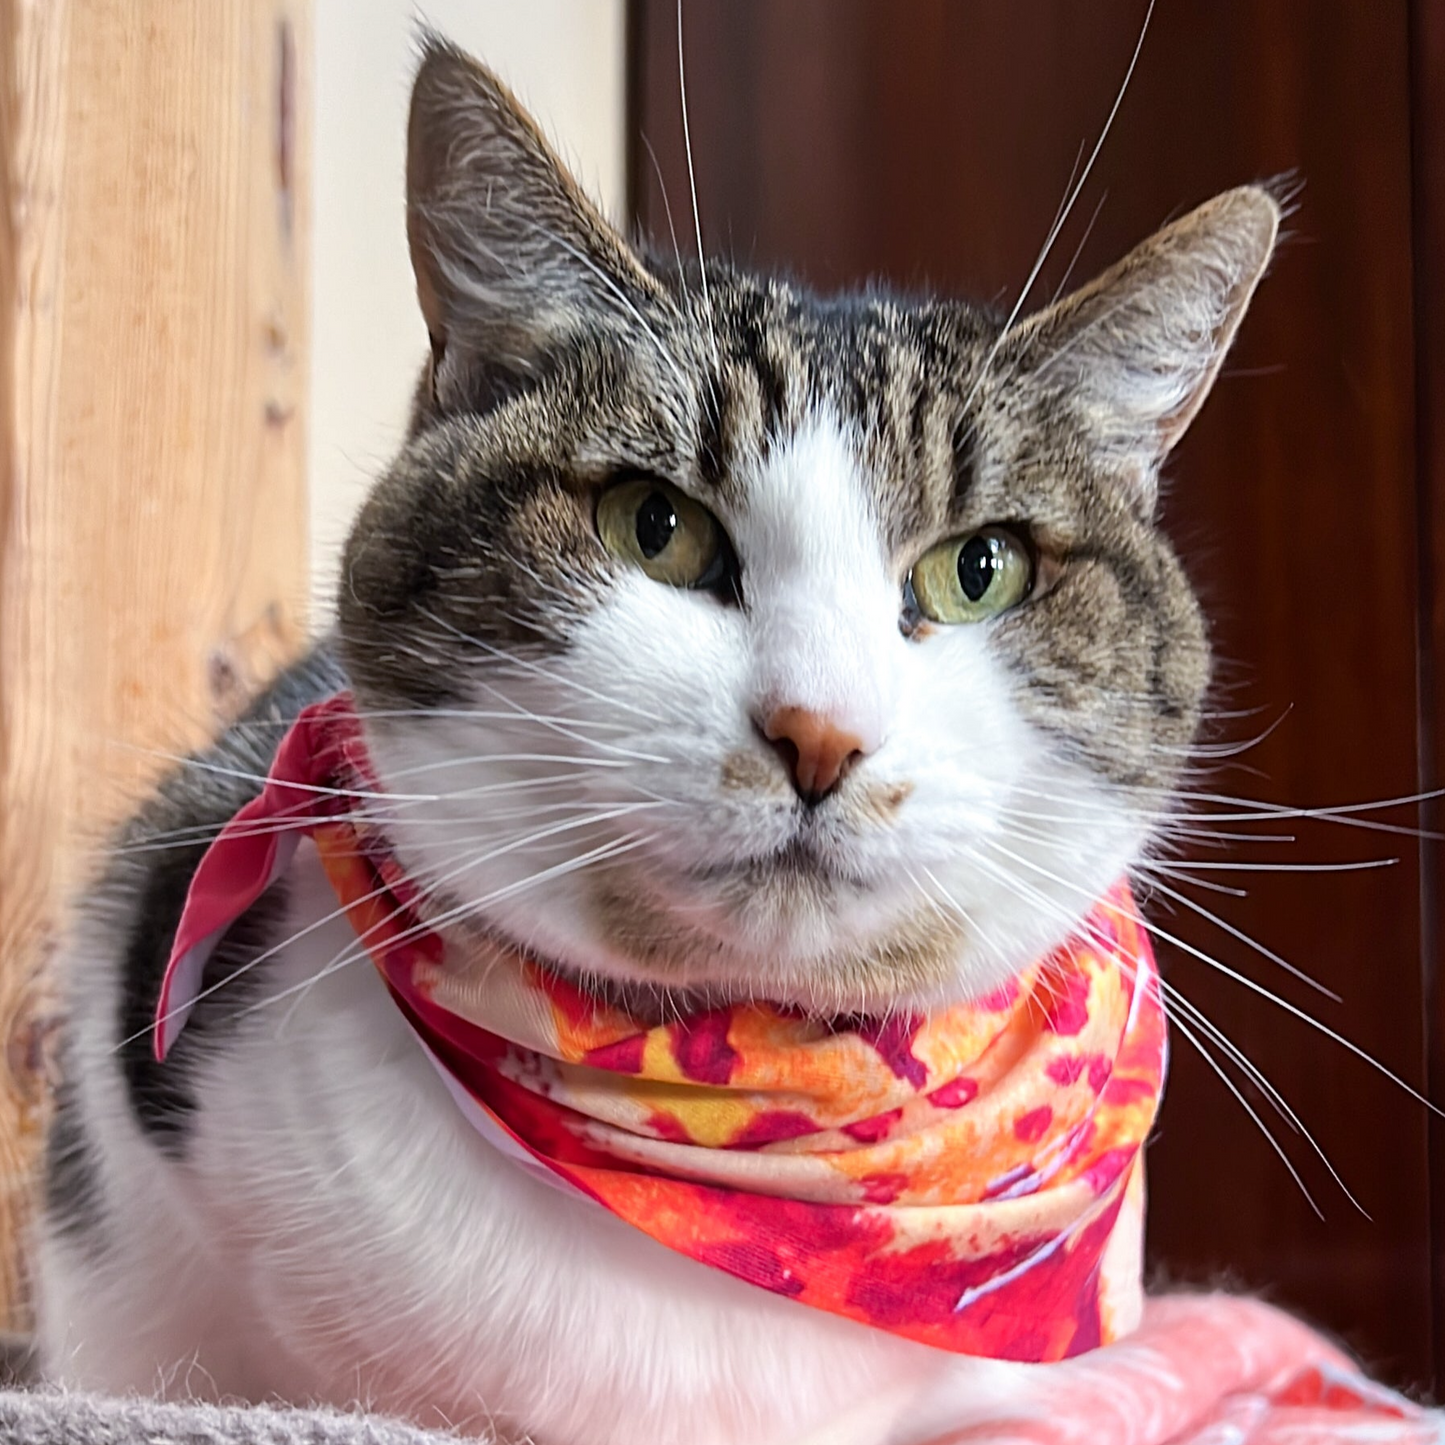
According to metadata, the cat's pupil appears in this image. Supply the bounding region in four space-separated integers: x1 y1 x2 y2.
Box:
636 492 677 559
957 535 997 603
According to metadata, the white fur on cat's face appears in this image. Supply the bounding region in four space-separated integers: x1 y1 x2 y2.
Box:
342 51 1275 1015
364 411 1146 1015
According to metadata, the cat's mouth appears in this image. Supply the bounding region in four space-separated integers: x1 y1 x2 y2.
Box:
429 824 970 1018
685 836 873 892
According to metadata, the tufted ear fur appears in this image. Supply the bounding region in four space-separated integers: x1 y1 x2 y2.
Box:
1010 185 1280 509
406 35 659 416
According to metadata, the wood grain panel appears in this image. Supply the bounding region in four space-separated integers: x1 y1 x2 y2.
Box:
0 0 311 1328
632 0 1431 1386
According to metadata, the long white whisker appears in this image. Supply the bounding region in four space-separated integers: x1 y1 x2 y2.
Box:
127 799 657 1052
255 832 653 1021
942 845 1338 1209
1164 1006 1322 1219
982 836 1443 1117
109 742 438 804
417 607 669 724
517 219 693 398
960 0 1155 416
1157 977 1366 1215
1048 189 1110 304
952 845 1356 1211
676 0 718 368
640 131 688 298
1134 873 1339 1000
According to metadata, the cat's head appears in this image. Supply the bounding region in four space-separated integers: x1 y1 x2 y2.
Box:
338 37 1278 1016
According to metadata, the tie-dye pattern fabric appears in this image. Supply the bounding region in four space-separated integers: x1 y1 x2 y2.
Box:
862 1295 1443 1445
159 693 1166 1362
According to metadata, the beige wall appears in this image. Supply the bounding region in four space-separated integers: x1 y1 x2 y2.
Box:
309 1 627 614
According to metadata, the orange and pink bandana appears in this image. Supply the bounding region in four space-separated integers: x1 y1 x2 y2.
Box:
158 694 1167 1363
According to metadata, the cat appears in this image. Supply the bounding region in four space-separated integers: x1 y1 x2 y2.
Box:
33 34 1278 1445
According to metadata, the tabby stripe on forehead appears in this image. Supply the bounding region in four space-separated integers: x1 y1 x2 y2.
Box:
752 351 788 444
695 379 727 491
695 365 786 491
908 380 931 461
732 297 789 446
951 417 979 507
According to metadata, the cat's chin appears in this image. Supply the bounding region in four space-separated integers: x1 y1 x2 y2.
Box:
514 932 1017 1024
443 867 1022 1021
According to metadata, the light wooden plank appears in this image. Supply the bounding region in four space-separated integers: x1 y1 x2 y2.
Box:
0 0 311 1329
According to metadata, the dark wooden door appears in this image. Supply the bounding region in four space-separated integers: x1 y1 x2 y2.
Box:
630 0 1438 1390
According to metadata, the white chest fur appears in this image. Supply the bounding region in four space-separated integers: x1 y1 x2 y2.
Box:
38 841 1038 1445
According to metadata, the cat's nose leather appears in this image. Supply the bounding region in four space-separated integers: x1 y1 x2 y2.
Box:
761 706 867 804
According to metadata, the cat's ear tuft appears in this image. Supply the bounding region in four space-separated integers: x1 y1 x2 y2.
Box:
1010 185 1280 510
406 34 656 414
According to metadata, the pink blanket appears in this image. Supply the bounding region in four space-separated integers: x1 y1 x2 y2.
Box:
0 1296 1434 1443
881 1295 1442 1445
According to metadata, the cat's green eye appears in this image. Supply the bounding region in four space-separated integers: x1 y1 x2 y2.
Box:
596 478 724 588
910 527 1033 624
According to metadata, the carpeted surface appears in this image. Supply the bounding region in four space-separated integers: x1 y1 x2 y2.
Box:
0 1389 478 1445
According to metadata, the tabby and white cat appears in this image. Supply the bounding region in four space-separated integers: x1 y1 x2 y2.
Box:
35 36 1278 1445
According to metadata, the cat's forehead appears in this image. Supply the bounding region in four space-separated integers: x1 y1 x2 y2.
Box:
632 265 1013 545
688 267 995 428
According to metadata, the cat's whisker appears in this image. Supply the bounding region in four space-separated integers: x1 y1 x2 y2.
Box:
460 676 674 764
273 706 639 733
1161 1005 1324 1220
1130 783 1445 827
990 799 1277 862
1152 828 1297 847
374 805 667 862
1128 870 1339 999
994 796 1291 847
515 219 694 399
1048 190 1110 305
676 0 720 371
639 132 689 300
114 809 627 860
109 767 670 856
917 864 1005 962
434 211 693 402
949 845 1356 1211
116 848 436 1058
1146 857 1397 875
107 741 440 803
419 797 664 826
1155 708 1293 760
274 829 656 1011
1027 285 1165 393
418 606 670 725
1156 976 1366 1215
1132 860 1248 898
979 834 1443 1116
126 802 660 1052
314 823 646 990
379 750 649 781
959 0 1155 421
1153 978 1297 1132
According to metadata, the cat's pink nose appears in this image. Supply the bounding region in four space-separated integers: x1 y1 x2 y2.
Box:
762 706 866 804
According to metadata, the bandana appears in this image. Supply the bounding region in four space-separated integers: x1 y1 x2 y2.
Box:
158 693 1167 1363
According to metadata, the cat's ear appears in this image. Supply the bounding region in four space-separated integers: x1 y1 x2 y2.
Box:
406 35 658 414
1007 186 1280 510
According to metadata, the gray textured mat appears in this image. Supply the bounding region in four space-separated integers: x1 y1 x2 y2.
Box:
0 1391 482 1445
